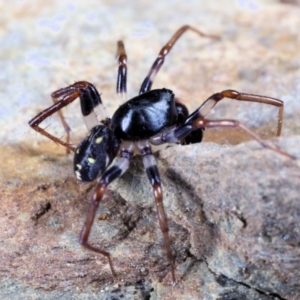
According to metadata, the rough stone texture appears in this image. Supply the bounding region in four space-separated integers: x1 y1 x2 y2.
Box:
1 138 299 299
0 0 300 299
159 139 300 299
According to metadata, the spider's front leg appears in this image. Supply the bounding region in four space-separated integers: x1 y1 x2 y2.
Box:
185 90 284 136
29 81 107 153
150 90 295 159
79 141 134 276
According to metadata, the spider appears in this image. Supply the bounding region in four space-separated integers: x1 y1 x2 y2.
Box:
29 25 294 283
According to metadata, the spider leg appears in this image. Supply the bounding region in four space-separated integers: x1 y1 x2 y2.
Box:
193 118 295 159
79 142 134 277
139 25 218 94
116 41 127 102
150 116 295 159
29 81 108 152
185 90 284 136
137 140 175 283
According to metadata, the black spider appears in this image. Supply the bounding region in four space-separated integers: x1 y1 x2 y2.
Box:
29 25 293 283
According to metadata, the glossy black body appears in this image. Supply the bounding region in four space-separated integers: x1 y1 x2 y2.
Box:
74 88 204 182
111 89 177 140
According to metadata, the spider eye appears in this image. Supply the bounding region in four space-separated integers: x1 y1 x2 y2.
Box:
74 125 120 182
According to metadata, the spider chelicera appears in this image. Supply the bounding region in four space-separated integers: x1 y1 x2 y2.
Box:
29 25 294 283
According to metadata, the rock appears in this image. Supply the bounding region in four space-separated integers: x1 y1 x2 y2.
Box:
159 137 300 299
0 136 299 299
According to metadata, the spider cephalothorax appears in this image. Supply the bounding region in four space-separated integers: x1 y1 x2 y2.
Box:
29 25 293 283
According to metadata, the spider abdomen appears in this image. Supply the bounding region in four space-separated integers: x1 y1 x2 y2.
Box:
74 125 120 182
111 89 177 140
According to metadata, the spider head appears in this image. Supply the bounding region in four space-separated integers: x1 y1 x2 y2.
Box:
74 125 120 182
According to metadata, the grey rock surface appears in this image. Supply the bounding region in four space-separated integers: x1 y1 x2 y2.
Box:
0 137 299 299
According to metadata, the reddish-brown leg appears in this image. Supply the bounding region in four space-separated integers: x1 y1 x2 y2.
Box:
29 81 105 152
192 118 295 159
152 182 175 283
79 183 116 275
29 85 80 152
139 25 219 94
79 144 133 277
193 90 284 136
